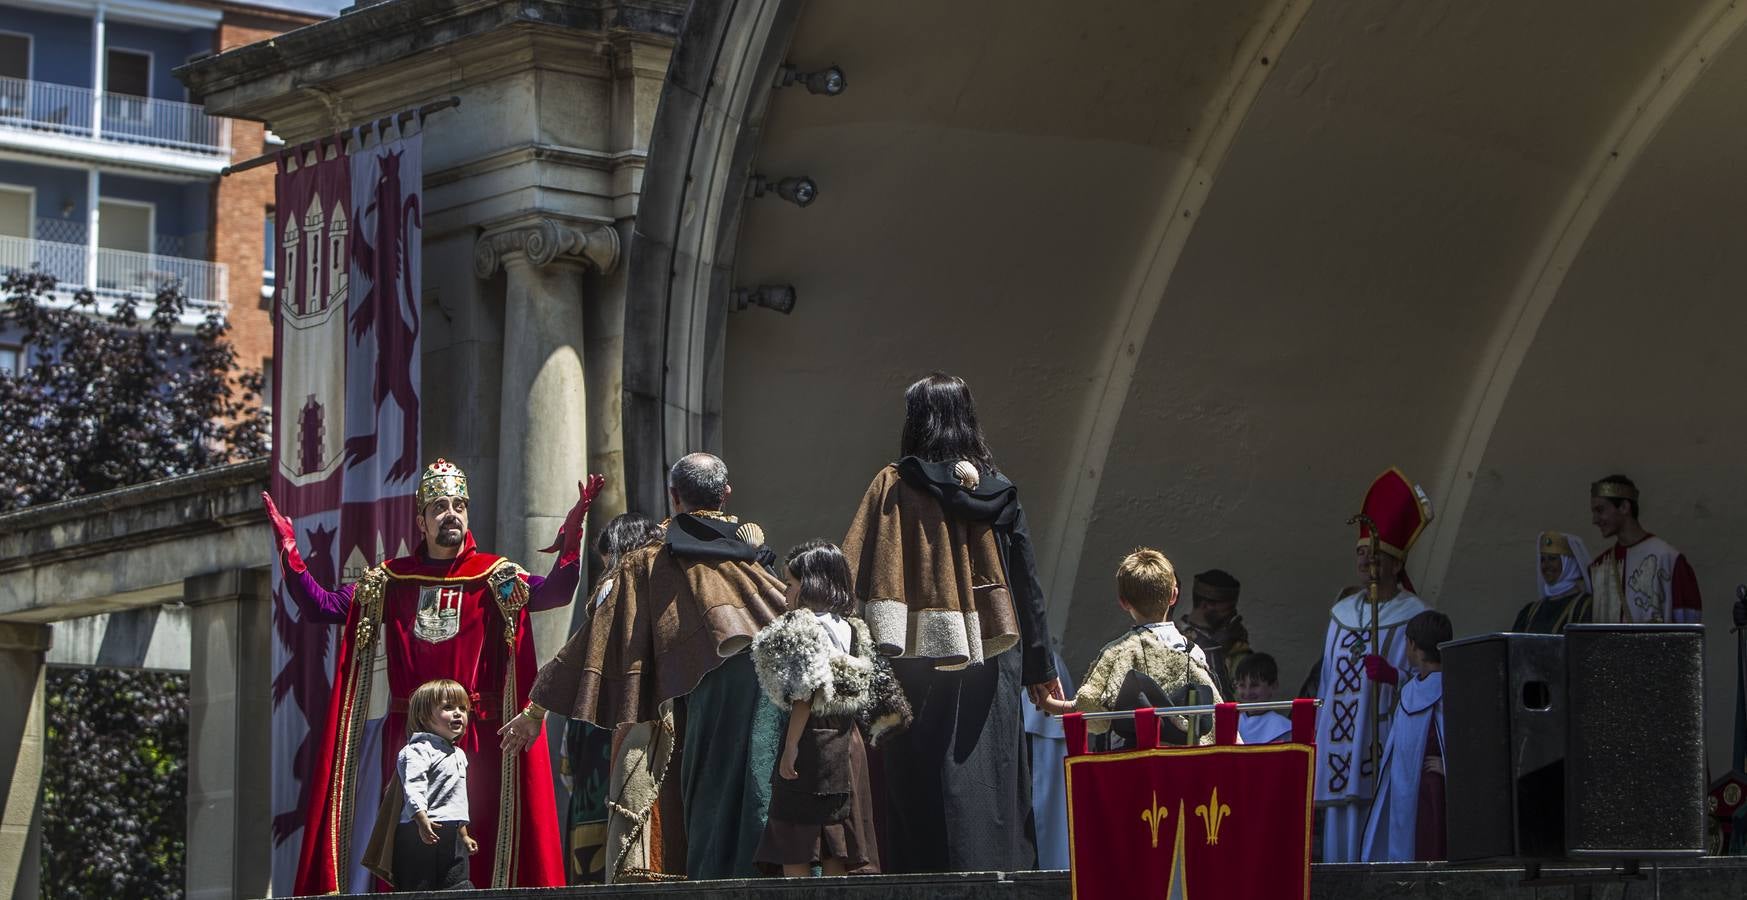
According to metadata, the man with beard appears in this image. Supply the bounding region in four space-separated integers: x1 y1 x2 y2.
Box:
509 452 789 881
268 459 602 891
1174 569 1252 700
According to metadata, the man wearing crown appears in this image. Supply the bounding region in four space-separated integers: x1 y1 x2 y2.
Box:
265 459 604 892
1588 474 1701 624
511 452 789 881
1314 468 1433 863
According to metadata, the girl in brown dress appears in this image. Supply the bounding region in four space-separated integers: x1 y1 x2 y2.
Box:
751 540 911 876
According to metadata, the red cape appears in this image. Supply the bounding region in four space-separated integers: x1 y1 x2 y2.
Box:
294 534 563 892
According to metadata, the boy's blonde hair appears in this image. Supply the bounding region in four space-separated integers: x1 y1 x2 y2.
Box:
1117 547 1177 618
406 678 471 738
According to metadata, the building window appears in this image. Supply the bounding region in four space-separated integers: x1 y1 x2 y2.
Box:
0 344 21 378
0 185 31 240
263 209 275 284
0 35 26 118
262 356 274 414
0 33 28 80
106 49 151 98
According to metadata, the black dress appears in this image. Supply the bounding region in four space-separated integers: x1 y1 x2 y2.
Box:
879 497 1055 873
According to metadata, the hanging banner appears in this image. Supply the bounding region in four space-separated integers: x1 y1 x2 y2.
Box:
269 130 422 896
1064 703 1316 899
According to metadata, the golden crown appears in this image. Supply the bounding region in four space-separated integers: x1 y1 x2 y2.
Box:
418 458 469 510
1538 530 1573 557
1590 479 1638 501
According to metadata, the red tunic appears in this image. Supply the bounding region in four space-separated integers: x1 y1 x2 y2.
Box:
291 533 567 892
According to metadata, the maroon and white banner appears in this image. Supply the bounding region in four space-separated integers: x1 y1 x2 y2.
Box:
269 131 422 894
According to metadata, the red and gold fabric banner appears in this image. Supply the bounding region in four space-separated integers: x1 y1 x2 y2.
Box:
269 130 423 893
1065 701 1316 899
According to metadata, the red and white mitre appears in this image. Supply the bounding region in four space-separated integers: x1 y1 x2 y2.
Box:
1355 467 1435 560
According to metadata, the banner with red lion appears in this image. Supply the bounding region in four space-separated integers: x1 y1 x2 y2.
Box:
269 131 422 894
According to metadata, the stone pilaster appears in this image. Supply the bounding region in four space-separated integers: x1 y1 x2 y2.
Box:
0 623 49 900
185 569 273 900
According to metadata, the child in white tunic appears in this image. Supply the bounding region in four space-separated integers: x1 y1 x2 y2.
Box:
1360 610 1451 862
1234 653 1292 745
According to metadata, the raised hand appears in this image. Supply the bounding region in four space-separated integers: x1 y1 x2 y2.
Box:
261 491 308 574
539 474 607 567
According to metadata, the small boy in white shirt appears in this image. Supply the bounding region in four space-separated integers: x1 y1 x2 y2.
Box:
1234 653 1292 744
395 678 478 889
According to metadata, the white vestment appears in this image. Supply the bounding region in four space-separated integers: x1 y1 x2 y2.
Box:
1361 671 1444 861
1315 590 1425 863
1238 710 1293 745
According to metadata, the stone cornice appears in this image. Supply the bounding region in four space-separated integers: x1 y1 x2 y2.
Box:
474 216 620 277
0 459 268 576
177 0 684 118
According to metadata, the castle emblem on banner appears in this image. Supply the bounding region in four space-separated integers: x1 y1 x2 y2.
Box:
276 189 350 485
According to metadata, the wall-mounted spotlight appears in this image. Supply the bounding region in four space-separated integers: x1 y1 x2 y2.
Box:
776 64 846 96
747 175 817 208
730 284 797 315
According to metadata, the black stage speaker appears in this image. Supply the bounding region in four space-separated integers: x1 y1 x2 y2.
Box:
1563 623 1705 858
1442 632 1567 861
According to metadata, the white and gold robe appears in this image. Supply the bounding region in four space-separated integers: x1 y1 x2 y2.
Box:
1314 589 1426 863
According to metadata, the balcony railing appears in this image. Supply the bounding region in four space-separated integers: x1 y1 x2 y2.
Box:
0 75 229 156
0 234 228 311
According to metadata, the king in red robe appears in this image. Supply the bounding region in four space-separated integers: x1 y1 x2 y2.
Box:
267 459 601 892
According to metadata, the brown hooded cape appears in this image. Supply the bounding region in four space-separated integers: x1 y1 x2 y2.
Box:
530 517 788 727
841 460 1022 671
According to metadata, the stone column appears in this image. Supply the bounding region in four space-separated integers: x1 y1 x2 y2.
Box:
475 216 619 663
0 623 49 900
185 569 272 900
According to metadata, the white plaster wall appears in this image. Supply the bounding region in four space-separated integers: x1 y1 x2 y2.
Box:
717 0 1743 772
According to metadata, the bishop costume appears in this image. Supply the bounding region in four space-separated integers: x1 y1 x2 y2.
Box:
1316 468 1432 864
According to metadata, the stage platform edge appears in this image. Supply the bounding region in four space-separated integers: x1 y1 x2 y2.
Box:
283 856 1747 899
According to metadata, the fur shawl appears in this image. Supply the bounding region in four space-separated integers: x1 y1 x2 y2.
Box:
752 611 912 745
1075 626 1224 740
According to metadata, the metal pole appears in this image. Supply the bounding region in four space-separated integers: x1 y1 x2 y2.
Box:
90 4 105 141
218 96 461 177
1055 699 1320 722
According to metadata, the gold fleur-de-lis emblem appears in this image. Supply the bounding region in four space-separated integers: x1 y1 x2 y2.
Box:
1139 790 1170 848
1195 786 1233 845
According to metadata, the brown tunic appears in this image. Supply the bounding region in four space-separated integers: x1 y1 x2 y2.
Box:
530 536 788 728
841 464 1021 670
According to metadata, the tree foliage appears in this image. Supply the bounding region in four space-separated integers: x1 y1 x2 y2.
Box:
0 268 270 512
43 667 190 899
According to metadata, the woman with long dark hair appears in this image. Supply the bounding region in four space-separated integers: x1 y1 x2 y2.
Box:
841 372 1064 872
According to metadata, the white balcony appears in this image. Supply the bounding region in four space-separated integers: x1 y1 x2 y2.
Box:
0 75 231 172
0 232 229 318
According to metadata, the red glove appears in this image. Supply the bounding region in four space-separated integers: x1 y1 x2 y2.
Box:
261 491 308 575
1361 654 1398 685
539 474 606 568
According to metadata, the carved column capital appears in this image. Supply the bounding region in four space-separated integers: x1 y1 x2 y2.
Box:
473 217 621 279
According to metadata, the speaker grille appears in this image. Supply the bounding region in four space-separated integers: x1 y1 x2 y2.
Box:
1564 624 1705 857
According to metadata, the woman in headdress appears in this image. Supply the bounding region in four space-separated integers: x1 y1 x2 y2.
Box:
841 372 1063 872
1512 531 1593 634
